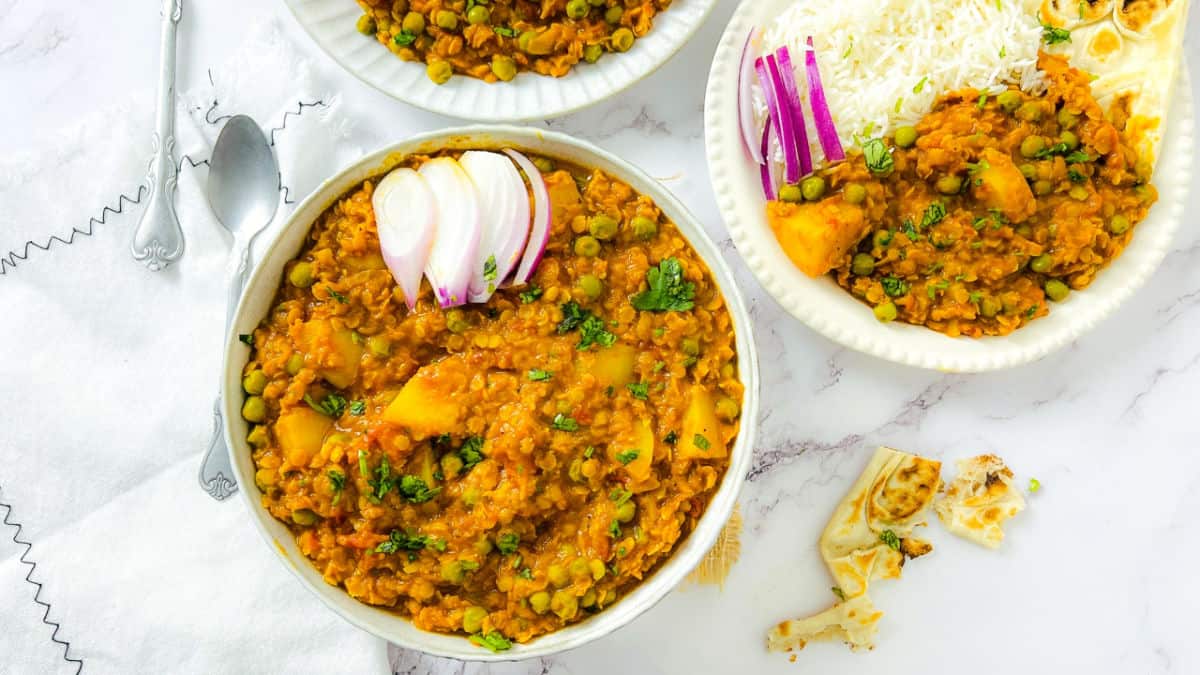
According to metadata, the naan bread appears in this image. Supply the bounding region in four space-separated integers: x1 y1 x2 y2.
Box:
934 454 1026 549
766 447 941 654
819 446 941 598
1043 0 1191 168
767 595 883 653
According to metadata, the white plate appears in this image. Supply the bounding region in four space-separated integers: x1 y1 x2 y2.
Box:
704 0 1194 373
285 0 717 122
222 126 759 660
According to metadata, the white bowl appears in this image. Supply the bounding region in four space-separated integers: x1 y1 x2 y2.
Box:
284 0 717 122
221 126 759 660
704 0 1195 373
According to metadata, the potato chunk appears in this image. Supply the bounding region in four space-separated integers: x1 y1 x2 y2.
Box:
581 344 637 389
609 419 655 481
275 407 334 468
383 367 463 439
971 148 1036 223
767 200 868 277
544 170 583 229
298 319 364 389
678 386 727 459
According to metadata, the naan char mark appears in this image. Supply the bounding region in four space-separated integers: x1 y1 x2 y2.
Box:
1041 0 1116 28
934 454 1027 549
1114 0 1180 38
767 595 883 653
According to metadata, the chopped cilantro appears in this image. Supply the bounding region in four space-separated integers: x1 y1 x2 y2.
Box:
517 567 534 580
926 280 950 299
349 400 366 416
428 538 448 552
920 201 947 228
470 631 513 653
626 382 649 400
358 449 370 478
519 285 543 304
881 276 910 298
527 368 553 382
912 76 928 94
238 333 254 346
493 26 517 38
374 529 427 555
1042 23 1071 45
969 291 984 304
557 301 589 333
631 258 696 313
607 519 622 538
880 529 901 551
615 450 639 465
1026 305 1039 319
551 413 579 432
977 92 989 109
1034 141 1071 159
497 533 520 555
862 138 894 174
664 431 678 445
328 470 346 505
393 31 417 46
366 456 395 503
901 219 919 241
458 436 485 471
610 488 633 505
578 315 617 350
397 475 441 503
583 445 595 459
1068 168 1087 183
305 393 347 418
832 586 847 601
483 255 497 282
326 286 347 303
1065 150 1092 163
693 434 711 451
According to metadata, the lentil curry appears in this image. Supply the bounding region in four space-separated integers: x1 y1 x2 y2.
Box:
767 53 1159 337
354 0 672 84
240 150 742 650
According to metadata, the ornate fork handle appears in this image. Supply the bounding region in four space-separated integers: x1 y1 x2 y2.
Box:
131 0 185 271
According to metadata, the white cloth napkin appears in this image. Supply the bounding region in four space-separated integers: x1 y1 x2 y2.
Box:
0 19 389 675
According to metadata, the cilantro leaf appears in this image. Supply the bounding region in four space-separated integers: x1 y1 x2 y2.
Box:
881 276 910 298
630 258 696 313
349 400 366 416
470 631 513 653
693 434 711 451
920 201 947 229
305 393 347 418
551 413 579 432
1041 23 1071 45
519 285 543 304
458 436 485 472
493 26 517 38
880 529 901 551
497 532 520 555
615 450 639 465
393 31 417 46
527 368 553 382
374 529 428 554
609 488 633 505
862 138 894 174
557 301 589 333
397 475 441 503
832 586 847 601
577 315 617 350
625 382 649 400
328 470 346 505
239 333 254 346
326 286 347 303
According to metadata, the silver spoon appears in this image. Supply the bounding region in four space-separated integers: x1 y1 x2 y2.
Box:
199 115 280 501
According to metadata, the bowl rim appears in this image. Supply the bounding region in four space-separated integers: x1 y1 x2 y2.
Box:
221 125 760 661
703 0 1195 373
282 0 719 122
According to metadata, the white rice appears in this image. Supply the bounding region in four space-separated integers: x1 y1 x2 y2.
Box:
758 0 1046 163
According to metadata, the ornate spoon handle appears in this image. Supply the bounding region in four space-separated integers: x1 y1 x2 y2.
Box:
131 0 185 271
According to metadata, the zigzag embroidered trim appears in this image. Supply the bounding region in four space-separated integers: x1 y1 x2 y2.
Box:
0 99 327 277
1 494 84 674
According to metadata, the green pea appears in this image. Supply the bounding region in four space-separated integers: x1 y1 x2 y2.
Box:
1033 179 1054 196
851 253 876 276
681 337 700 356
777 184 802 203
581 589 598 608
441 560 466 584
242 396 266 423
291 508 321 526
518 31 535 52
356 14 377 35
800 176 827 201
574 236 601 257
997 90 1023 113
462 606 488 633
843 183 867 204
1030 254 1053 274
1057 108 1078 129
1019 163 1037 180
1020 135 1046 158
873 302 898 323
588 215 619 240
935 174 963 195
529 591 551 614
894 125 918 149
605 6 624 23
979 296 1002 318
1044 279 1070 302
611 27 635 52
569 557 590 578
1016 101 1043 122
631 215 658 240
242 369 268 395
715 396 740 421
285 353 304 375
1059 130 1079 150
435 10 458 30
491 55 517 82
566 0 590 19
467 5 490 24
401 11 425 34
1108 214 1131 234
247 425 269 448
548 564 569 588
873 230 893 248
583 44 604 63
532 156 556 173
441 452 464 477
551 590 578 620
1068 185 1089 201
577 274 604 299
616 500 636 523
289 261 315 288
445 309 469 333
427 60 453 85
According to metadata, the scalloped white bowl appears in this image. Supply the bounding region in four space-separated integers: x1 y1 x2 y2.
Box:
222 126 759 661
284 0 717 121
704 0 1194 372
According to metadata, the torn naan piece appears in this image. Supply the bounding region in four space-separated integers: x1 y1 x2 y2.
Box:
819 446 942 599
767 595 883 653
934 454 1026 549
1043 0 1191 170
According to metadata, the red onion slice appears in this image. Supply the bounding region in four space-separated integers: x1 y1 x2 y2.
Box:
759 124 775 200
804 37 845 162
738 29 764 164
373 168 436 310
757 56 802 184
503 148 551 286
775 46 813 177
459 151 531 303
419 157 482 308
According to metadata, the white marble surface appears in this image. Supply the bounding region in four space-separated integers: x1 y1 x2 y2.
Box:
3 0 1200 673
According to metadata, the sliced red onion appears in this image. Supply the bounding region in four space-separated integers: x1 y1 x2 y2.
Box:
503 148 551 286
737 29 764 164
759 124 775 201
757 55 802 184
804 37 845 162
372 168 436 309
419 157 481 308
459 151 531 303
774 46 813 177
